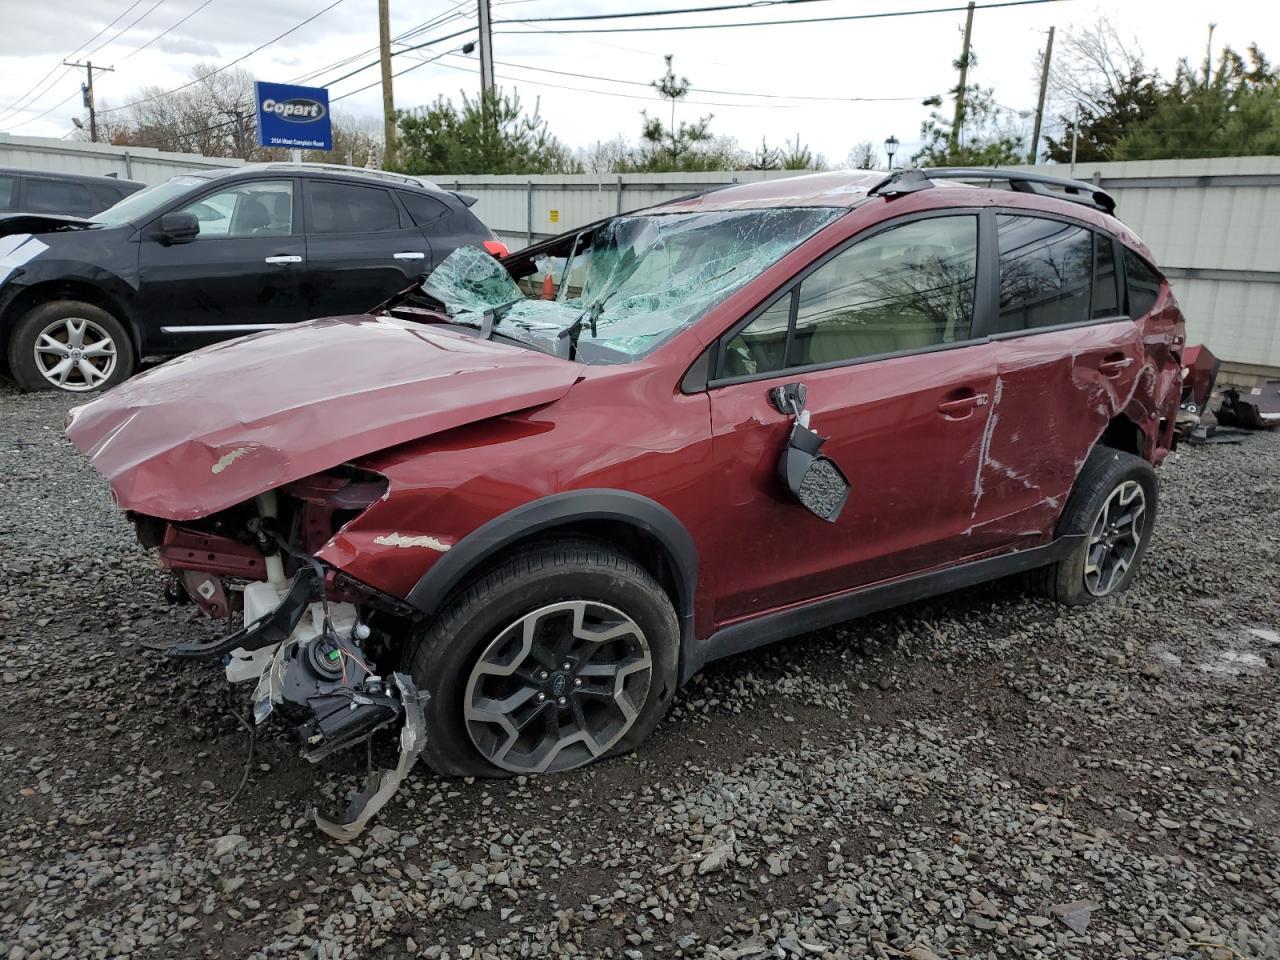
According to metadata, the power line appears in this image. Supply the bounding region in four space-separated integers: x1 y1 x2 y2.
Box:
291 0 473 84
423 56 804 109
119 0 218 62
0 0 148 121
6 89 84 133
488 58 925 103
99 0 349 116
495 0 1065 34
322 24 476 88
83 0 170 61
500 0 839 23
331 44 473 103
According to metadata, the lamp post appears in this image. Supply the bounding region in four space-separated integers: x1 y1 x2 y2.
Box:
884 135 899 170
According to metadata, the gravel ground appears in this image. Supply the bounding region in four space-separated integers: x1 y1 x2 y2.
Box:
2 381 1278 960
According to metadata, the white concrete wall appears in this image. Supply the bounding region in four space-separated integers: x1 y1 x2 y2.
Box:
0 133 242 185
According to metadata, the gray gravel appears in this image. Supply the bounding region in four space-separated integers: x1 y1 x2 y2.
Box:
2 380 1278 960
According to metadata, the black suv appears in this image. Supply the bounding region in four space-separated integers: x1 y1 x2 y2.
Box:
0 163 504 392
0 166 144 219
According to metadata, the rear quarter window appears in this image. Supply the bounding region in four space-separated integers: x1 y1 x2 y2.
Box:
399 191 449 227
1124 248 1162 318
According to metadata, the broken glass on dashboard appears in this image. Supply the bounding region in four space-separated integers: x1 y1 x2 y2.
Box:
419 205 843 362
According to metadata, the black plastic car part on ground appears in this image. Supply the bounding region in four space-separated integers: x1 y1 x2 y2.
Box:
0 162 503 393
0 166 144 219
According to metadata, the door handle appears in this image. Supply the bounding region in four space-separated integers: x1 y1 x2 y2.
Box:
264 255 302 264
1098 356 1134 378
393 251 426 260
937 392 988 418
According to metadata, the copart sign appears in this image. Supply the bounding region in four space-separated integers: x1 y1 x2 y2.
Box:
254 80 332 151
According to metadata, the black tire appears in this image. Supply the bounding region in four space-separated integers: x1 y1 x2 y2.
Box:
403 539 680 778
7 300 135 393
1031 445 1158 605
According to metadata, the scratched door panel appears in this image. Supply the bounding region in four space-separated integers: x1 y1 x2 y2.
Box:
706 343 999 623
967 320 1144 553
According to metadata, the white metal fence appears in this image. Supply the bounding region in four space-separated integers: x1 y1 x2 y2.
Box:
0 133 242 185
441 158 1280 377
1 135 1275 375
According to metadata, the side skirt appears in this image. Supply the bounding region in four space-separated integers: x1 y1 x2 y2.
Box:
681 536 1083 683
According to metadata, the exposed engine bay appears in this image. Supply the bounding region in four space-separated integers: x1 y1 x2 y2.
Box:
135 467 428 839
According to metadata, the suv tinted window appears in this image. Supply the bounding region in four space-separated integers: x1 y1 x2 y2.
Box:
308 181 401 234
997 215 1093 331
723 292 791 377
0 175 15 210
399 191 449 227
1124 248 1161 318
89 184 124 213
179 180 293 237
26 178 93 216
1092 233 1120 318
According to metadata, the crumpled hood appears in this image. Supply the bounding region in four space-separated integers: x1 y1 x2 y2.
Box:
66 314 581 520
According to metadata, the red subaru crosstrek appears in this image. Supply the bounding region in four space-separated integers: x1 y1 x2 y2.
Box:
67 169 1186 833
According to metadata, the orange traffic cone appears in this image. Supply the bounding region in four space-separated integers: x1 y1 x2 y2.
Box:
541 272 555 300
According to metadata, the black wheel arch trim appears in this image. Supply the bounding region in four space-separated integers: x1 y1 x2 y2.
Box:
404 487 700 644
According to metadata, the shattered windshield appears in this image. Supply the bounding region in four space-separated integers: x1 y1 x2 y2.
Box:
420 206 842 362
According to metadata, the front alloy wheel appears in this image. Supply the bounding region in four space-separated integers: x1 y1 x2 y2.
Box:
1084 480 1147 596
464 600 653 774
33 316 119 391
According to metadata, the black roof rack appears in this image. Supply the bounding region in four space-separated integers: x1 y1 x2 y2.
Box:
869 167 1117 216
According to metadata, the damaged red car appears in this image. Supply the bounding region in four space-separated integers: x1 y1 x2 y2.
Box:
67 168 1186 834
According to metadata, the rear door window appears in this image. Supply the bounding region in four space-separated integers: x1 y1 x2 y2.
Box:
1124 248 1162 318
996 215 1093 332
306 181 402 234
0 175 16 210
25 178 94 216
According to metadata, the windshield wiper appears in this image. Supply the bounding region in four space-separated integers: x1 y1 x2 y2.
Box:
557 300 602 361
477 297 523 340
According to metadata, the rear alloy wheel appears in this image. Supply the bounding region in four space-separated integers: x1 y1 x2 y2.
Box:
1083 480 1147 597
1031 444 1158 605
464 600 653 773
8 300 134 393
406 539 679 778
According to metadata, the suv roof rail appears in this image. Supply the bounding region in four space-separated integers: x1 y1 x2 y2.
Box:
258 162 441 191
869 167 1116 216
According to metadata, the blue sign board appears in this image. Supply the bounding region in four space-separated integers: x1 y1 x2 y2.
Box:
255 80 332 151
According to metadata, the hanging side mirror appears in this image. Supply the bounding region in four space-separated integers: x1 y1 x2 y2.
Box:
770 382 850 523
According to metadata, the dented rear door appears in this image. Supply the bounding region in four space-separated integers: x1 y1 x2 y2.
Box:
964 214 1144 553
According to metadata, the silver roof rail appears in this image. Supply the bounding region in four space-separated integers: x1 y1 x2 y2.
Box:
259 162 441 191
870 167 1117 216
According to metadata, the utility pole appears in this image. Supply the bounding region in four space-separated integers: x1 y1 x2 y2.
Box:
64 60 114 142
949 1 975 155
378 0 397 168
477 0 495 98
1028 26 1054 165
1204 21 1217 88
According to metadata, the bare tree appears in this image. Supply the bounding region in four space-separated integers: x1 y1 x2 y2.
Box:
1046 17 1148 118
845 141 878 169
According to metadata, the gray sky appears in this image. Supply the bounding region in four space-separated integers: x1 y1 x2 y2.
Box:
1 0 1277 165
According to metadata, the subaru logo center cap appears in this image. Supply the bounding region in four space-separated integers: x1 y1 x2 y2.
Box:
551 674 568 696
